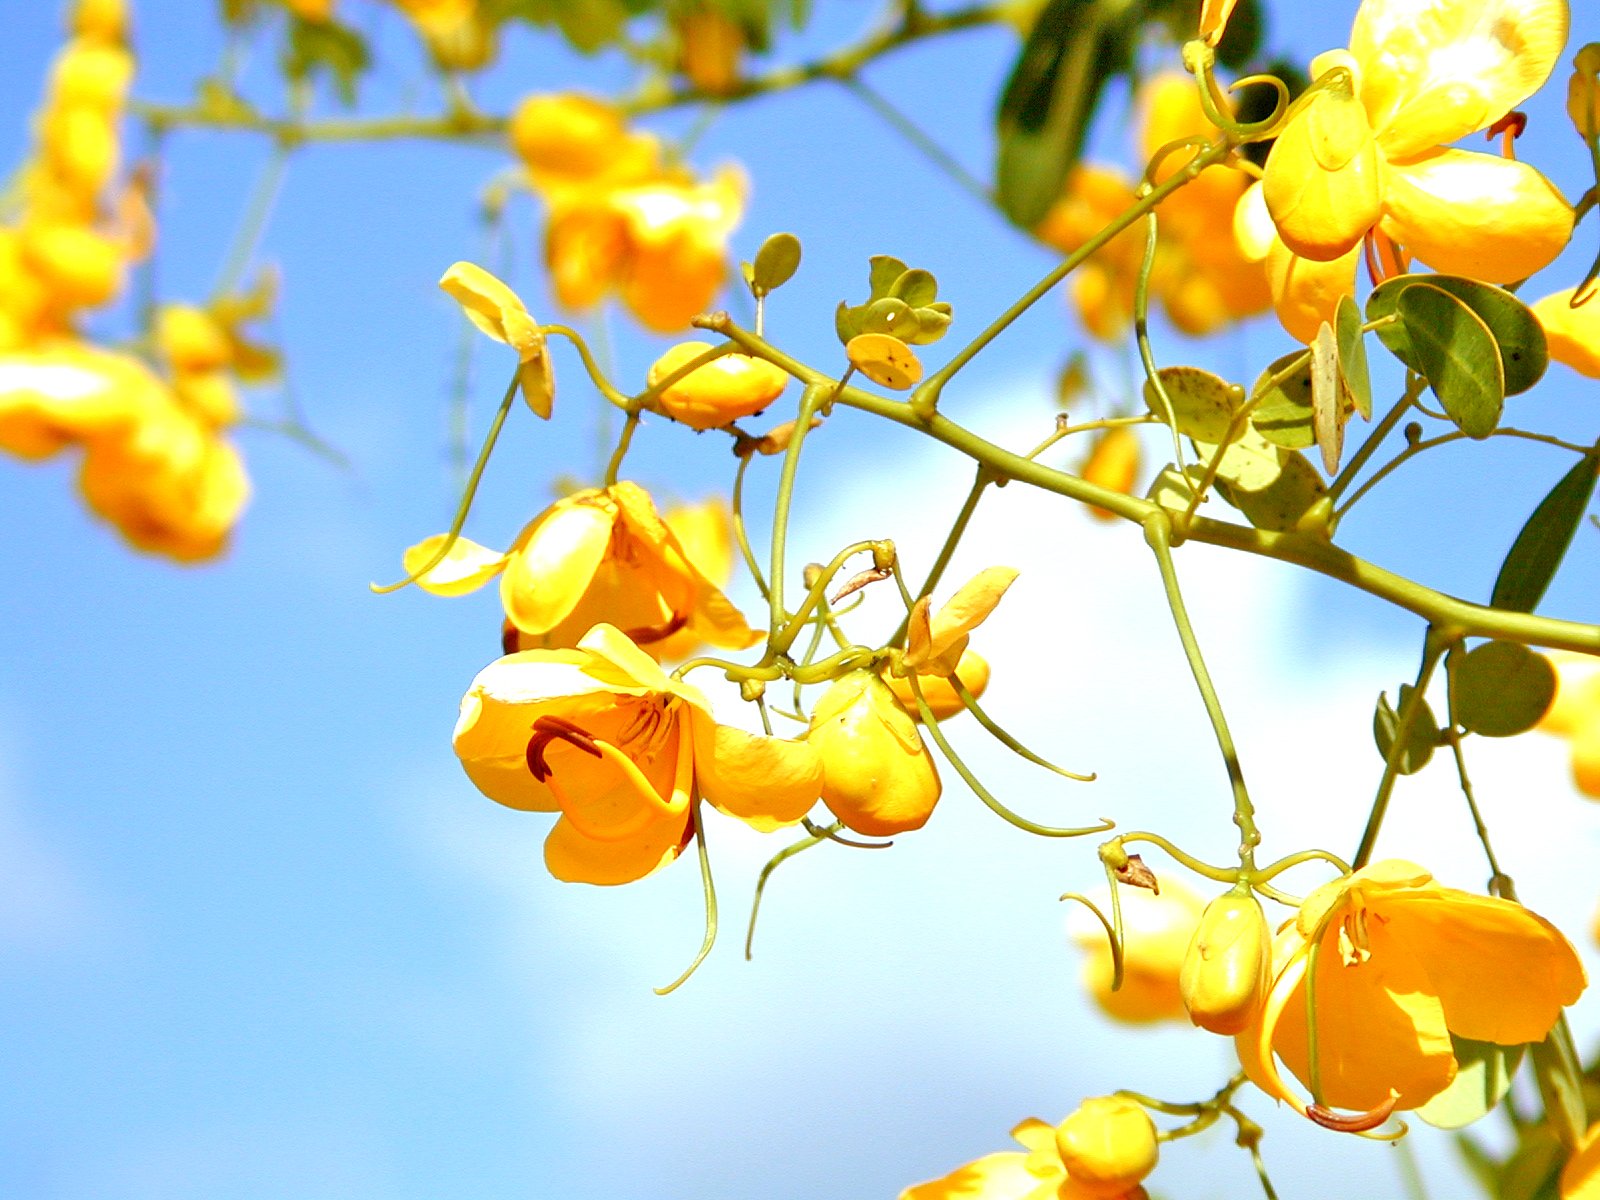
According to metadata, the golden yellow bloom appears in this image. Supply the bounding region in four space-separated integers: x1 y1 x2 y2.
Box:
509 93 661 198
406 481 760 656
1565 1121 1600 1200
20 222 124 314
438 261 554 418
1036 74 1266 339
1533 288 1600 379
1536 651 1600 796
452 623 822 884
900 1108 1155 1200
1252 0 1573 340
1238 860 1585 1122
1080 426 1141 521
0 342 164 460
1179 888 1270 1035
1570 44 1600 139
904 566 1017 675
807 669 941 836
646 341 788 430
1072 880 1205 1025
1054 1096 1159 1198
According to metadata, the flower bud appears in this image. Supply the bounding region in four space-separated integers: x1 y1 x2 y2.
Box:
1179 888 1269 1034
1569 43 1600 142
1054 1095 1159 1198
648 341 788 430
886 648 989 720
806 669 940 836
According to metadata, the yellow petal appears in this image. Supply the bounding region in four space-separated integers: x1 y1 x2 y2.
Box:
0 345 165 460
1561 1121 1600 1200
543 807 691 885
1533 289 1600 379
899 1150 1056 1200
808 670 942 836
450 651 594 812
694 717 822 831
1262 75 1384 262
1381 150 1573 282
647 341 789 430
1352 0 1569 151
904 567 1018 674
1199 0 1239 46
1265 238 1362 344
403 533 507 596
440 262 553 413
500 491 615 634
888 649 992 721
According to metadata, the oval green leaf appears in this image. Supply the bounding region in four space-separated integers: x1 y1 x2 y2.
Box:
1143 366 1241 443
1450 640 1556 738
1396 282 1505 438
1368 274 1547 396
1491 452 1600 613
1415 1036 1525 1130
1214 449 1325 532
867 255 909 298
751 232 802 293
1335 293 1372 420
1373 684 1438 774
1192 423 1285 492
1251 350 1314 449
890 268 938 308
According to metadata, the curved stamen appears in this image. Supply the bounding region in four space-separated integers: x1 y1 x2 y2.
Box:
1307 1093 1398 1133
622 612 689 645
525 714 603 780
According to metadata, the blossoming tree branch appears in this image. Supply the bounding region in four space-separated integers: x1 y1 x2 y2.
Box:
7 0 1600 1195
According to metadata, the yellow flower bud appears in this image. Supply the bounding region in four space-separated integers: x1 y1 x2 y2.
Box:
1569 43 1600 142
886 648 989 721
1179 889 1269 1034
677 7 744 96
1080 426 1140 521
807 669 941 836
1053 1096 1159 1198
647 341 788 430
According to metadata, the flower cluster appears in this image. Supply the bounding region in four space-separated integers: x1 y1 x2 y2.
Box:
510 93 745 332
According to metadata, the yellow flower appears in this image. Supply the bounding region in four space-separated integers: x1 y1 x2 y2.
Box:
1533 288 1600 379
545 166 746 333
1199 0 1239 45
1238 860 1585 1123
509 93 661 198
1536 651 1600 797
1071 880 1205 1025
438 261 554 418
1080 426 1141 522
807 669 941 836
452 623 822 884
646 341 788 430
885 649 991 721
406 481 760 657
0 342 165 460
1035 74 1267 340
676 6 745 95
1251 0 1573 341
884 565 1016 721
652 496 743 662
900 1107 1155 1200
1179 888 1270 1035
1564 1122 1600 1200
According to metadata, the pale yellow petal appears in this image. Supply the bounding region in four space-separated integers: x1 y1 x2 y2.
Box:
1381 149 1572 281
543 808 691 885
1262 77 1384 261
900 1151 1054 1200
403 533 506 596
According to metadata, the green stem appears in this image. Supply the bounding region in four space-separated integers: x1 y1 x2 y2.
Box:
655 798 718 994
744 824 826 960
1327 374 1424 506
1145 512 1259 869
837 76 991 206
1133 210 1189 481
603 412 641 487
889 465 992 647
211 143 292 301
767 383 830 637
543 325 629 408
1351 627 1451 869
730 452 770 600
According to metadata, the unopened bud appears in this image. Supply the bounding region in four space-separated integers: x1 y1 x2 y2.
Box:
1054 1095 1159 1198
1179 889 1270 1034
1569 43 1600 141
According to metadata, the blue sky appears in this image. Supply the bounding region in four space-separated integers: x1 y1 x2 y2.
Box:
3 2 1600 1198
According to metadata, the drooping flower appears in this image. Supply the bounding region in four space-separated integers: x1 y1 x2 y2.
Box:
1238 860 1585 1122
1533 288 1600 378
1179 887 1271 1035
646 340 788 430
807 669 941 836
452 623 821 884
1246 0 1573 341
1071 880 1205 1025
900 1103 1158 1200
405 481 760 657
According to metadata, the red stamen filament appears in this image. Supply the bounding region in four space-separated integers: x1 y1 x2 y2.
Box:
525 714 603 780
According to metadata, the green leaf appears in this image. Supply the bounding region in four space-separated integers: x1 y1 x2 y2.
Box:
995 0 1137 228
284 18 370 106
1373 684 1437 774
1250 350 1314 449
889 268 938 308
1368 274 1547 395
1214 450 1325 532
1146 465 1202 513
1143 366 1241 443
750 232 801 293
1491 452 1600 613
1397 282 1505 438
1335 293 1372 420
1450 640 1556 738
1311 320 1344 474
860 297 915 338
833 300 860 345
867 255 908 300
1416 1036 1525 1130
1530 1019 1589 1152
1192 424 1285 492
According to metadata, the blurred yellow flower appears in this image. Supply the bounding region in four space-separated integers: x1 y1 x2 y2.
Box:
1249 0 1573 341
1536 651 1600 796
1071 880 1204 1025
807 668 941 836
406 481 760 657
1237 860 1584 1123
1565 1121 1600 1200
653 496 744 662
1080 426 1141 521
452 623 822 884
0 342 163 460
1533 288 1600 379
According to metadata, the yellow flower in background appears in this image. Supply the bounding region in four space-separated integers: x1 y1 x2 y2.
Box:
509 93 662 199
1565 1122 1600 1200
646 340 788 430
0 342 165 460
1248 0 1572 341
1036 73 1267 339
452 623 822 884
1536 651 1600 796
1533 288 1600 379
807 668 941 836
438 261 554 417
405 481 760 657
901 1104 1157 1200
1071 880 1205 1025
1238 860 1585 1121
1080 426 1142 522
